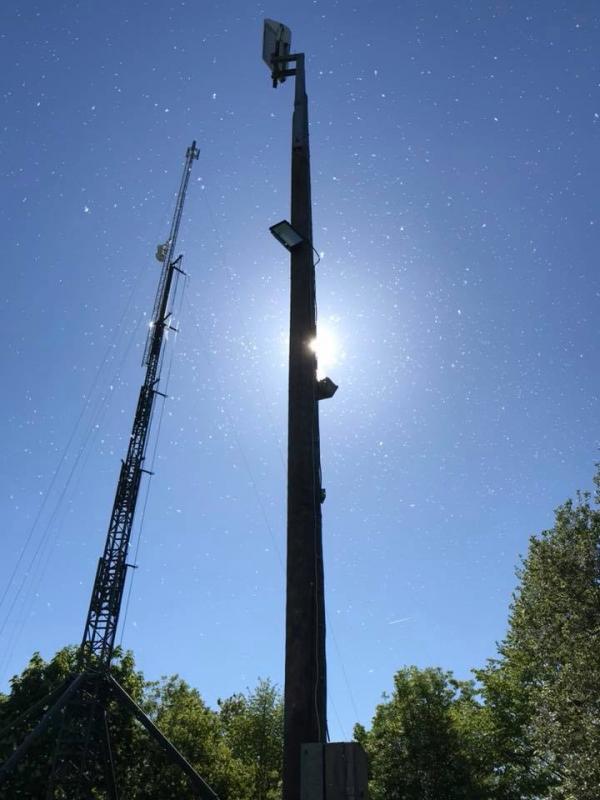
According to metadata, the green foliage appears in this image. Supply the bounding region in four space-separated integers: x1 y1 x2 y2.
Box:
218 678 283 800
3 474 600 799
131 675 250 800
355 666 488 800
0 647 149 799
477 482 600 799
357 475 600 799
0 648 78 797
0 651 283 800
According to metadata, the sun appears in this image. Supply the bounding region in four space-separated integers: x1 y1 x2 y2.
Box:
309 325 338 378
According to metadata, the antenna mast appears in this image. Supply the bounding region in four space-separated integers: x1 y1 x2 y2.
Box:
81 140 199 668
0 142 218 800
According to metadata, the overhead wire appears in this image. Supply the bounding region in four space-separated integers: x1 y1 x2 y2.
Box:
2 174 361 740
192 186 357 739
180 260 287 575
181 282 347 741
0 273 146 619
119 266 188 646
0 266 150 681
0 319 145 682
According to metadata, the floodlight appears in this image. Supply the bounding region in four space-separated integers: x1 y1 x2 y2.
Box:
316 377 338 401
270 220 304 250
263 19 292 84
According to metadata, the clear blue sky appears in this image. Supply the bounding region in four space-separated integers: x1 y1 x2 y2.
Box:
1 0 599 740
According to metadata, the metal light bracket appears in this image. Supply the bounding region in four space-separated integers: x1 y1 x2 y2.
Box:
316 377 338 400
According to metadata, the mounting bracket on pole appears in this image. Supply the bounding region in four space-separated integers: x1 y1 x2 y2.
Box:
263 18 294 87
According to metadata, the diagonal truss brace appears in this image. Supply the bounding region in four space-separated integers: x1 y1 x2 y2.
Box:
0 673 84 782
0 671 219 800
108 675 219 800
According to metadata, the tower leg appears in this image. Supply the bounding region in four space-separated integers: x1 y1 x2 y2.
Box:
45 672 105 799
101 709 119 800
108 675 219 800
0 673 84 785
0 676 71 741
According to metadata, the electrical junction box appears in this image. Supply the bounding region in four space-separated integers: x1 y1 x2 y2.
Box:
301 742 369 800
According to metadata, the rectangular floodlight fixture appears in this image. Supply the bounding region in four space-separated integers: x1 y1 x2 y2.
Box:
263 19 292 83
316 377 338 400
270 220 304 250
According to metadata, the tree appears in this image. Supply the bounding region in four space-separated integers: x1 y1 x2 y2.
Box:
0 646 148 798
0 648 247 799
354 666 488 800
135 675 250 800
477 478 600 799
218 678 283 800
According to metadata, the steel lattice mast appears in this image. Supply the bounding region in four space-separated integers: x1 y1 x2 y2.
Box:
80 140 199 668
0 142 218 800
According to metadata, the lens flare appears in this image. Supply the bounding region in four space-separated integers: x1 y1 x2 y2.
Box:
309 325 338 378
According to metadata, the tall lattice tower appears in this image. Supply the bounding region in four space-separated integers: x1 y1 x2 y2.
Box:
0 142 218 800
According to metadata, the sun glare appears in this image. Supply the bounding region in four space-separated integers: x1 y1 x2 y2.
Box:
309 325 339 378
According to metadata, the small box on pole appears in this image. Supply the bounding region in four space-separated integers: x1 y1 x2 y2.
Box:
301 742 369 800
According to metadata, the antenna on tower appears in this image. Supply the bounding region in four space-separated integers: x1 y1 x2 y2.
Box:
0 142 218 800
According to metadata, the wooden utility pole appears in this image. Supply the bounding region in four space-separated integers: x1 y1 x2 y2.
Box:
284 49 327 800
265 23 371 800
263 21 330 800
